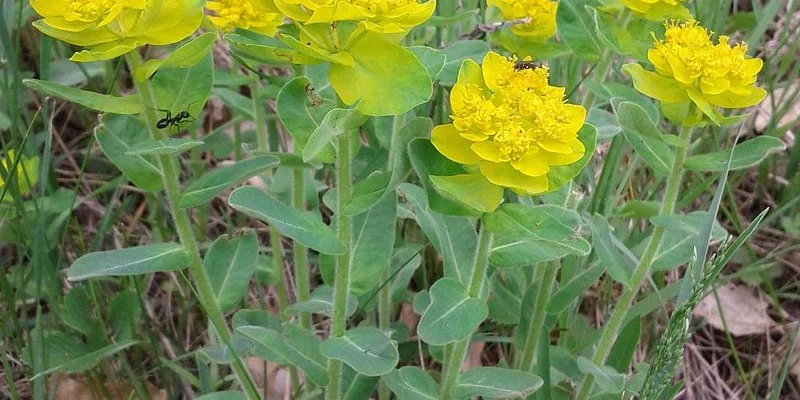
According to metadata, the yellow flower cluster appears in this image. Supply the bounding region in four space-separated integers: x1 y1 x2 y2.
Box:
487 0 557 42
626 20 766 123
622 0 692 21
207 0 285 36
0 151 39 198
432 52 586 195
274 0 435 34
31 0 204 62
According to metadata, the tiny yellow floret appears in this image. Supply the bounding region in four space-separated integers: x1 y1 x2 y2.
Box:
487 0 557 42
207 0 284 36
431 52 587 195
625 20 767 124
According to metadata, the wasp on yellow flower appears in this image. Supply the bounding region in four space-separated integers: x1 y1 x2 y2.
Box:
31 0 204 62
487 0 557 43
206 0 285 36
431 52 587 197
273 0 435 34
625 20 767 124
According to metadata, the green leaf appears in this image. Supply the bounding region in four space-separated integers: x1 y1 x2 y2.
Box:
547 264 606 314
617 101 675 176
349 193 397 295
685 136 786 171
382 367 440 400
586 214 635 286
285 285 358 318
67 244 189 281
429 173 504 214
61 288 93 334
577 356 625 394
136 33 216 82
484 204 591 257
591 6 658 61
23 79 144 114
644 212 728 271
408 138 480 217
228 186 345 255
557 0 604 61
276 76 337 162
226 32 316 65
439 40 490 86
32 340 138 380
197 337 253 364
232 309 286 363
214 87 254 120
303 108 367 162
417 278 488 346
340 366 379 400
344 171 393 216
153 52 213 118
204 231 259 311
109 289 141 342
490 237 584 269
548 125 598 190
321 327 399 376
125 138 204 156
398 184 477 285
488 271 525 325
237 325 329 386
95 115 163 192
179 155 280 208
194 392 248 400
409 46 446 81
330 32 432 116
456 367 543 399
389 118 433 186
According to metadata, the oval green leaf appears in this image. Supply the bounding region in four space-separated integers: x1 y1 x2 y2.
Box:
179 155 280 208
228 186 345 255
320 327 399 377
67 243 189 281
23 79 144 114
417 277 488 346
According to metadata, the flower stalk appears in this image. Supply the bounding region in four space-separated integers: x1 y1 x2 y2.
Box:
440 227 493 400
516 260 559 372
575 124 694 400
125 52 261 400
326 129 355 400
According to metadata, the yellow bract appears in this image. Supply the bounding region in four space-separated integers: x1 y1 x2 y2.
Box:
207 0 285 36
0 151 39 198
487 0 557 42
274 0 435 34
432 52 586 195
622 0 692 21
31 0 204 62
625 20 767 124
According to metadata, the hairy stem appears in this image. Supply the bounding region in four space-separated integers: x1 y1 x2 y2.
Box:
125 52 260 400
440 227 494 400
326 130 354 400
575 124 694 400
516 261 559 372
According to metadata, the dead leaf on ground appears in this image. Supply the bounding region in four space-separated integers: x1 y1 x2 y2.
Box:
693 283 775 336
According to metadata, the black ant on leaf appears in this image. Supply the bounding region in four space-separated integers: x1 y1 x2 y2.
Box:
155 108 194 130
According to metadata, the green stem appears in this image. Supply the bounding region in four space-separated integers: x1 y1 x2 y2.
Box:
251 78 289 313
575 124 694 400
378 113 406 400
516 261 559 372
293 165 312 329
440 227 494 400
125 52 260 400
326 130 354 400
